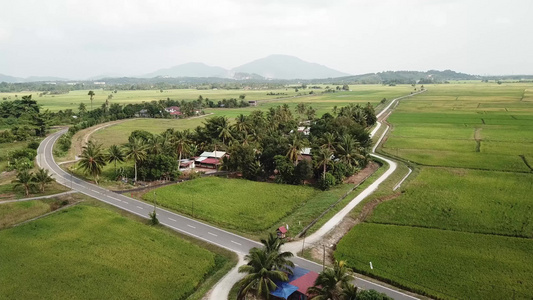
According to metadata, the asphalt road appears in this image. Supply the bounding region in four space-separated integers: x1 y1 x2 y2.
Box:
37 92 425 300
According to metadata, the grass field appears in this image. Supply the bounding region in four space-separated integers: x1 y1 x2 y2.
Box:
0 200 51 228
0 85 412 113
336 82 533 299
335 223 533 300
368 167 533 237
143 176 318 234
0 203 226 299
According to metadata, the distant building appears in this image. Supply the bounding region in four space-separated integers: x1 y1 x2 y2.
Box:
297 147 312 162
93 81 106 85
194 151 227 169
165 106 182 118
248 100 257 106
297 126 310 136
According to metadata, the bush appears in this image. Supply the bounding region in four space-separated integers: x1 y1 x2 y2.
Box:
357 289 393 300
27 141 40 150
318 172 336 190
57 134 72 152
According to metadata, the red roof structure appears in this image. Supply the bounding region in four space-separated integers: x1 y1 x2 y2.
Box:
278 226 287 234
290 271 319 296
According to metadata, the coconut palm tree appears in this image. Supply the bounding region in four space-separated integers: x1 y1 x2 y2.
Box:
173 131 189 163
316 148 334 179
287 133 307 165
238 248 289 300
12 170 37 196
260 232 295 273
340 283 359 300
218 122 233 146
78 140 107 184
123 137 148 184
233 114 250 134
337 135 365 167
88 90 95 110
34 168 55 192
308 260 352 300
320 132 336 151
106 144 125 174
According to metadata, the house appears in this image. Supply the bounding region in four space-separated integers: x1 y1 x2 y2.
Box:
297 147 312 162
248 100 257 106
136 109 150 118
270 267 320 300
194 151 226 169
179 159 195 171
297 126 310 136
165 106 183 118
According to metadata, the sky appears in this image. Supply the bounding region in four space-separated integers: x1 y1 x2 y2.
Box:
0 0 532 79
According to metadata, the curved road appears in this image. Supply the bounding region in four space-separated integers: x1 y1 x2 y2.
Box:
37 91 424 300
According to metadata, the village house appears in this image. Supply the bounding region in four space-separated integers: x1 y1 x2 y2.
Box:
165 106 182 118
194 151 226 169
270 266 319 300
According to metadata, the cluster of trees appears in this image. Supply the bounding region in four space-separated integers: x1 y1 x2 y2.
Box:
12 168 55 196
237 234 392 300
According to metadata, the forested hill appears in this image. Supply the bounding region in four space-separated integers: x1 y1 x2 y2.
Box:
311 70 481 85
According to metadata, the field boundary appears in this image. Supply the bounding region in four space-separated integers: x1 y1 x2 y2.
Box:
296 162 381 238
519 155 533 172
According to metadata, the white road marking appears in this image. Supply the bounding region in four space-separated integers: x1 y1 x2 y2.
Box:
208 232 218 237
136 206 144 210
168 218 177 222
187 224 196 229
231 241 242 246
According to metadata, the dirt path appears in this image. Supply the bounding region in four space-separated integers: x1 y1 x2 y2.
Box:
309 191 401 264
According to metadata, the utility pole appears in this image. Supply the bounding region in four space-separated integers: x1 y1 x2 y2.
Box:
322 244 326 271
301 234 306 256
192 199 194 217
153 191 157 213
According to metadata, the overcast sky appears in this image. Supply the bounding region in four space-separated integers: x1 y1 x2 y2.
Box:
1 0 531 79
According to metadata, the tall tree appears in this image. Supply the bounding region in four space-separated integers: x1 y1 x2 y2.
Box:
106 144 125 174
337 135 365 167
286 134 307 165
78 102 87 117
88 90 95 110
34 168 55 192
124 137 148 184
12 170 36 196
316 148 334 179
79 140 107 184
238 248 289 300
308 260 352 300
173 131 189 163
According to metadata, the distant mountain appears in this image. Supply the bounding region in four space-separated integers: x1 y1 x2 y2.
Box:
232 54 350 80
0 74 69 83
315 70 481 84
0 74 23 83
143 62 229 78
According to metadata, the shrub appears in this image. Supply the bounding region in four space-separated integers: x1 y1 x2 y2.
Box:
318 172 336 190
27 141 40 150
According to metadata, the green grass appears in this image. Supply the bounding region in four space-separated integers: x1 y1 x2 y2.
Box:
0 203 222 300
335 223 533 300
368 167 533 237
143 176 317 234
0 141 29 172
338 82 533 299
0 200 51 229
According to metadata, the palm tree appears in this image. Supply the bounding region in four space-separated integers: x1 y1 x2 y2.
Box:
106 144 125 174
173 131 189 163
287 134 307 165
238 248 289 300
337 135 365 167
34 168 55 192
308 260 352 300
78 140 107 184
260 233 294 273
316 148 334 179
217 121 233 145
88 90 95 110
340 283 359 300
321 132 336 151
233 114 250 133
12 170 36 196
124 137 148 184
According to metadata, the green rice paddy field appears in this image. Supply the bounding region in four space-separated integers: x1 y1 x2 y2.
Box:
336 82 533 299
0 202 229 299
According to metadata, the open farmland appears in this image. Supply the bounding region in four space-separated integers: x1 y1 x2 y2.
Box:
336 82 533 299
0 203 227 300
143 176 318 234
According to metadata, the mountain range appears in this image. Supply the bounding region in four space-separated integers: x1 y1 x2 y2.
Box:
0 55 350 83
